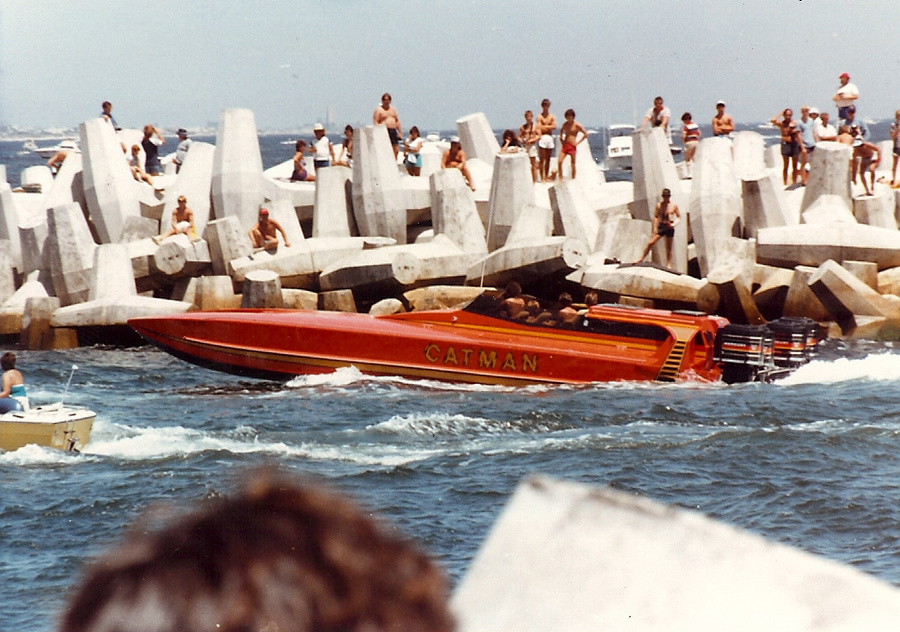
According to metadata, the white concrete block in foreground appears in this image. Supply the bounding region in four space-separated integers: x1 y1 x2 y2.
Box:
452 476 900 632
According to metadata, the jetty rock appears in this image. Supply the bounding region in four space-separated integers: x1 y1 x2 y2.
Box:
451 476 900 632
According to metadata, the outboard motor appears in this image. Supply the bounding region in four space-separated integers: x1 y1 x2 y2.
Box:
767 317 821 368
713 323 776 384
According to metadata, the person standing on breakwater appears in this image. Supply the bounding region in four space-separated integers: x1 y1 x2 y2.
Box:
640 96 670 132
404 126 423 176
141 124 165 176
890 110 900 186
771 109 801 185
173 128 192 173
311 123 333 171
814 111 837 142
156 195 196 242
291 140 314 181
833 72 859 120
0 351 26 413
841 105 869 141
335 125 353 167
441 136 475 190
797 106 816 185
520 110 540 181
852 139 880 196
249 207 290 251
681 112 700 177
56 470 455 632
711 100 734 137
635 188 680 270
537 98 557 182
557 109 587 180
100 101 120 130
374 92 402 159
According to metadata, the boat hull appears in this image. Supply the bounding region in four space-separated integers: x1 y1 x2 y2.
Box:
0 405 95 452
129 305 725 386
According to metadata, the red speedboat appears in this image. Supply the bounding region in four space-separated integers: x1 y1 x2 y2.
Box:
128 293 818 386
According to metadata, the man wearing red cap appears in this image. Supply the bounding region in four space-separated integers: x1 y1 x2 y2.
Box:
833 72 858 119
249 207 290 251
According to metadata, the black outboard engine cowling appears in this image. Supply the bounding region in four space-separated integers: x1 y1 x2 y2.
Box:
714 317 822 383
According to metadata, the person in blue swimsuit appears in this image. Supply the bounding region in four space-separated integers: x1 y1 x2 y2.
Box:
0 351 26 413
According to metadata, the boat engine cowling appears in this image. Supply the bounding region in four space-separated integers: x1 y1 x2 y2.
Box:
714 317 821 384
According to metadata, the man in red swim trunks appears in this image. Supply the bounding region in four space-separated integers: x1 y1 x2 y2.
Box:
557 108 588 180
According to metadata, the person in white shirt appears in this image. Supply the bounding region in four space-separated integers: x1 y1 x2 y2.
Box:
310 123 334 171
814 112 838 143
832 72 859 119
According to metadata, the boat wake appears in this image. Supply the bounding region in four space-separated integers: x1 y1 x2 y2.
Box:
777 352 900 386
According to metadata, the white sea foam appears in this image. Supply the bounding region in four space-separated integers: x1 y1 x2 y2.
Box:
0 443 84 465
370 412 511 436
778 353 900 386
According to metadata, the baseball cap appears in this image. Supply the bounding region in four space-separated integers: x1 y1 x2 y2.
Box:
716 100 725 107
313 123 325 131
177 128 187 136
809 107 820 115
259 208 269 216
450 136 460 144
840 72 850 79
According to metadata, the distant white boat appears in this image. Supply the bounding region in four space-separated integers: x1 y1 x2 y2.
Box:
605 124 635 170
31 139 80 159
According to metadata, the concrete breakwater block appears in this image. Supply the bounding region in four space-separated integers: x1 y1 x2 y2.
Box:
690 136 742 277
456 112 500 163
205 216 254 277
43 151 84 216
550 179 600 251
173 275 240 311
162 141 215 239
580 263 719 312
852 192 896 229
800 141 852 214
1 183 24 272
211 108 265 231
430 169 487 256
312 166 355 238
45 203 98 306
757 224 900 270
486 152 534 251
631 127 681 223
450 476 900 632
809 259 900 335
0 278 51 338
403 285 488 311
742 170 791 239
732 130 766 180
80 118 141 244
466 236 588 289
241 269 284 308
352 125 406 244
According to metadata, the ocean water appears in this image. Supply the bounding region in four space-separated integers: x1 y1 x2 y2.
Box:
3 340 900 631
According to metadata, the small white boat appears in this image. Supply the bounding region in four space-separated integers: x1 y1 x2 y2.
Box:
31 139 80 159
605 124 635 170
0 402 94 453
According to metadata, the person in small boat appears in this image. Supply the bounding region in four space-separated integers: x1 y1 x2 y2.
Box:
501 281 526 318
57 470 455 632
635 188 681 270
520 299 554 326
0 351 25 413
249 208 290 251
555 292 579 325
156 195 196 242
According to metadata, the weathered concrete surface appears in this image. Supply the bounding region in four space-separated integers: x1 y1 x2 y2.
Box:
466 236 588 289
0 183 23 272
485 152 534 251
742 170 791 239
853 191 896 229
43 151 85 215
752 265 793 320
261 160 316 224
451 476 900 632
319 289 357 312
690 137 742 277
403 285 487 311
708 251 766 325
579 263 719 312
550 179 600 251
800 141 852 214
801 193 855 225
430 169 487 255
782 265 832 322
843 260 878 290
19 296 63 350
353 125 407 244
80 117 141 243
456 112 500 163
0 277 50 338
732 130 767 180
172 275 239 310
312 166 355 238
153 234 211 279
51 244 192 327
877 266 900 296
211 108 265 231
809 259 900 335
241 269 284 308
369 297 405 315
594 216 652 266
205 216 254 277
0 248 16 307
757 224 900 270
45 203 98 306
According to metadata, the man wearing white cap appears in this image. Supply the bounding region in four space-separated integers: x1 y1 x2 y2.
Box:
712 100 734 137
833 72 858 119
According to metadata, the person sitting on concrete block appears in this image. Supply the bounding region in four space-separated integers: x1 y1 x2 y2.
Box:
249 207 290 251
156 195 196 242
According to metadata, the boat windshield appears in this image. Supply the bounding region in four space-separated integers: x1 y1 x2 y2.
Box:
609 126 635 138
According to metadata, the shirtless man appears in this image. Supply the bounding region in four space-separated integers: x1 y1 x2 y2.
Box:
852 139 880 196
373 92 402 159
635 188 681 269
536 99 557 182
556 109 587 180
249 208 290 251
157 195 196 241
711 101 735 137
771 109 802 185
441 137 475 190
519 110 540 182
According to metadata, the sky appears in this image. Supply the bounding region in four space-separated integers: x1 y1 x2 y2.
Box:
2 0 899 134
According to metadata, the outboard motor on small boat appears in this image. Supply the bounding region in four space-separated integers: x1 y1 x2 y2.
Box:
713 317 821 384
